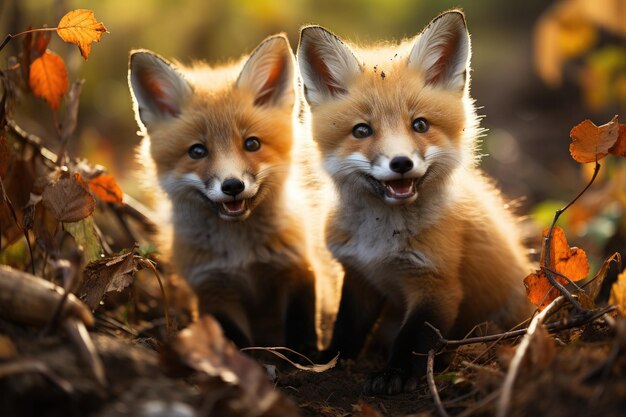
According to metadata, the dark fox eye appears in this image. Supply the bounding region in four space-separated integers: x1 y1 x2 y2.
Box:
352 123 373 139
412 117 429 133
188 144 208 159
244 137 261 152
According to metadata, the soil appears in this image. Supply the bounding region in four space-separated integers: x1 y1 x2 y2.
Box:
2 310 626 417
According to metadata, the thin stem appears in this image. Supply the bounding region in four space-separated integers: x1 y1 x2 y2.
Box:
543 161 600 311
0 28 58 53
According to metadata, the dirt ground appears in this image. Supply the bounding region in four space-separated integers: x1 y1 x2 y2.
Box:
2 305 626 417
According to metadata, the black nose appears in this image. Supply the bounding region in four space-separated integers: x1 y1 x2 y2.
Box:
389 156 414 174
221 178 245 196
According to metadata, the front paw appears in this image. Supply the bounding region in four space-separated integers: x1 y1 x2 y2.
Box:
363 368 416 395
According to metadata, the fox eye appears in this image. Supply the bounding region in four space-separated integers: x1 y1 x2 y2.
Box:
188 144 208 159
244 137 261 152
412 117 429 133
352 123 373 139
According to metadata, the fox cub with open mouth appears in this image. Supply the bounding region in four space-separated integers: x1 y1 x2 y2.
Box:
297 10 533 394
128 35 326 350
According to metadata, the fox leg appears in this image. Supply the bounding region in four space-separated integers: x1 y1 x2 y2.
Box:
325 270 384 360
285 271 318 352
365 277 461 395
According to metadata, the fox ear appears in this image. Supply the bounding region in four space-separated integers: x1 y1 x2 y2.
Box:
408 11 470 91
297 26 361 106
237 35 295 108
128 50 191 130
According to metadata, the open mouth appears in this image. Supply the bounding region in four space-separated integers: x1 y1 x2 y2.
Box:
381 178 417 199
219 199 248 218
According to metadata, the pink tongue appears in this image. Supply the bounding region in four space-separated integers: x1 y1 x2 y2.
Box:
386 179 413 194
224 200 244 212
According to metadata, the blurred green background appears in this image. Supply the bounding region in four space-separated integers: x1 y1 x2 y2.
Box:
2 0 626 270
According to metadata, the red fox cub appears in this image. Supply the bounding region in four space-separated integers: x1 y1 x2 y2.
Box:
297 11 533 394
128 35 323 350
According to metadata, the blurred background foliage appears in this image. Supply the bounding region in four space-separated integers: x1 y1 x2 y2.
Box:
1 0 625 279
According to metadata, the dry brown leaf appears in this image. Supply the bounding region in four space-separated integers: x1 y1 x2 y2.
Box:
80 251 136 310
578 252 621 308
88 173 124 204
42 173 95 223
171 315 300 417
29 50 69 111
609 269 626 316
524 227 590 310
569 115 620 163
56 9 108 60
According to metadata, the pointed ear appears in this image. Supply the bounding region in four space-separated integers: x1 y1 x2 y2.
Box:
408 11 470 91
297 26 361 106
128 50 191 129
236 35 295 108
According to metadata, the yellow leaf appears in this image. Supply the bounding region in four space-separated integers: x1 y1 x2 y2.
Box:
56 9 107 60
610 269 626 316
29 50 69 111
569 115 620 163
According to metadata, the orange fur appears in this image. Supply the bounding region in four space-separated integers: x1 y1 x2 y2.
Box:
298 11 534 394
129 35 341 349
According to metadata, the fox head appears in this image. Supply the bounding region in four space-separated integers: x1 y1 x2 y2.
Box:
297 11 475 206
129 35 295 221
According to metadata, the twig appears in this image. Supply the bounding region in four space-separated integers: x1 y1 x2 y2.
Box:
427 349 450 417
424 305 614 350
62 318 106 387
496 296 565 417
137 257 170 338
543 161 600 311
0 358 73 393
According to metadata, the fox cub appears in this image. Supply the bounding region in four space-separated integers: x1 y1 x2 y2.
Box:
297 11 533 394
128 35 324 350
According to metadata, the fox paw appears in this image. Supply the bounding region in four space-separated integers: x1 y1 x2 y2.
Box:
363 368 417 395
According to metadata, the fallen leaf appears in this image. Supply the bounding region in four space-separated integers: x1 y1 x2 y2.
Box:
56 9 108 60
42 173 95 223
609 268 626 316
170 315 300 417
64 216 103 264
29 50 69 111
569 115 619 163
79 251 135 310
524 227 590 310
88 173 124 204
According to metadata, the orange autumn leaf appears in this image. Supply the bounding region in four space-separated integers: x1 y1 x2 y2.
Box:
56 9 108 60
87 173 123 204
29 50 69 111
608 124 626 157
524 226 589 310
569 115 620 163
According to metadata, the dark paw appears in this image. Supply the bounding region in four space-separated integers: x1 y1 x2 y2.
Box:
363 368 413 395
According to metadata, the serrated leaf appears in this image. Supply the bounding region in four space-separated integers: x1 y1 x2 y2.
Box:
42 174 95 223
56 9 107 60
63 216 102 263
29 50 69 111
569 116 620 163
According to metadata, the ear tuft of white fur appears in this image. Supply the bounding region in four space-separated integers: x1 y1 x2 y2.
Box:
297 26 361 106
408 11 470 91
237 35 295 108
128 50 191 130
